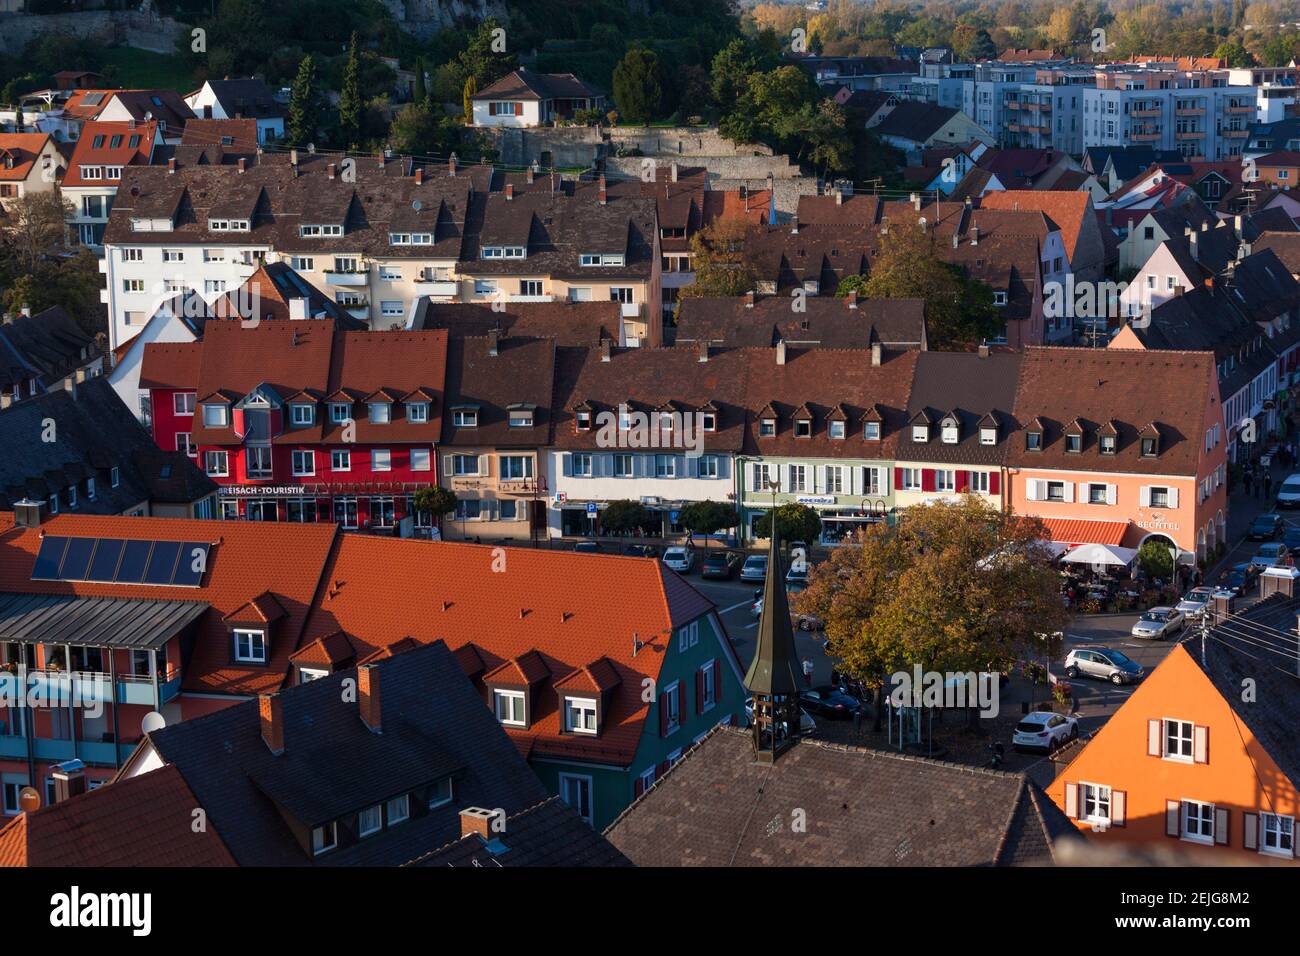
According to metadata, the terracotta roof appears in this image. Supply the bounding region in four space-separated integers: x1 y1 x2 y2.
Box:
209 264 363 328
980 190 1094 263
553 657 622 693
298 536 722 766
288 629 355 666
0 764 235 867
60 90 121 122
0 133 52 182
320 329 447 445
700 187 772 226
223 590 286 625
1010 346 1215 476
62 120 156 187
139 342 202 389
179 117 259 151
604 726 1080 865
1038 518 1129 546
472 68 600 102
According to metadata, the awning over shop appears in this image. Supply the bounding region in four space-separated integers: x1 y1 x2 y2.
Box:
1039 518 1130 547
1059 543 1138 568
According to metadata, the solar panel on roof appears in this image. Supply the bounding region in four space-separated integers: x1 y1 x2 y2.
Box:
170 542 211 587
83 92 104 106
116 540 152 583
60 538 96 581
31 536 69 581
143 541 181 586
87 538 125 583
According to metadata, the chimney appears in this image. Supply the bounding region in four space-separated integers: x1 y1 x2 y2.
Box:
871 341 882 366
12 498 45 528
670 162 678 183
790 215 799 235
835 189 843 206
911 192 921 212
1234 214 1243 238
745 290 755 309
448 152 458 177
358 663 381 733
414 167 424 185
697 339 709 362
327 162 337 180
487 328 499 356
1189 230 1199 261
971 225 980 245
459 807 497 840
505 183 514 201
288 297 308 320
978 343 990 358
237 157 247 173
598 175 607 205
62 375 76 400
526 164 535 184
847 290 858 309
259 693 284 755
775 338 787 365
0 393 10 410
600 338 611 362
167 157 176 174
51 759 86 803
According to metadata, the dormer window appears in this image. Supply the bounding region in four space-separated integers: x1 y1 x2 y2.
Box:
1100 435 1117 455
941 418 959 444
864 421 881 441
658 412 675 433
993 291 1008 306
563 697 598 735
453 408 478 427
329 402 351 423
406 402 428 423
208 218 250 232
980 426 997 445
369 402 391 424
1066 433 1082 453
575 410 592 430
290 403 314 426
493 690 526 726
482 245 526 259
829 420 846 439
580 253 625 267
1026 431 1043 451
700 412 717 432
311 822 337 856
760 418 776 437
509 408 534 428
912 424 930 443
233 628 267 663
202 403 229 428
300 224 344 237
1141 437 1158 457
795 418 812 438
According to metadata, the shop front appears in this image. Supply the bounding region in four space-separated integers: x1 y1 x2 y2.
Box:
216 481 438 534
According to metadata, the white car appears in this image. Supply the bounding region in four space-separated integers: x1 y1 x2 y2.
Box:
1280 474 1300 509
661 547 694 574
1131 606 1185 640
1012 711 1079 752
1175 587 1216 620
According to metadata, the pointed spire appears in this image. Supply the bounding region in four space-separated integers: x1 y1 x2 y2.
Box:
743 513 803 696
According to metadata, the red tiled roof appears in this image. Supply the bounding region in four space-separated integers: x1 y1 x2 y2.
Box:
139 342 202 389
981 190 1093 263
62 120 156 187
299 536 722 766
0 765 235 867
0 133 52 182
288 629 355 666
222 590 286 625
1039 518 1130 546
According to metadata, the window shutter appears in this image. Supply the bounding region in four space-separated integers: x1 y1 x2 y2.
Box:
1244 812 1258 851
717 456 730 480
1215 807 1229 845
1077 481 1089 502
659 692 669 737
634 776 645 798
922 469 936 493
1140 485 1151 507
1026 479 1038 501
1167 487 1179 508
442 454 454 478
488 102 496 116
882 466 891 494
1064 782 1078 818
513 101 522 116
1166 799 1181 837
658 761 669 777
1193 725 1209 764
1062 481 1075 503
955 470 968 493
695 668 705 715
479 454 490 476
1106 483 1117 505
676 455 687 479
989 470 1000 496
1112 790 1127 827
562 453 573 477
811 465 822 494
1147 719 1162 757
894 466 903 490
712 657 722 701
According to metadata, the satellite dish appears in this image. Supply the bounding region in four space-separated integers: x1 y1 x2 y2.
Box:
411 199 423 211
307 143 316 154
141 711 166 734
18 786 40 813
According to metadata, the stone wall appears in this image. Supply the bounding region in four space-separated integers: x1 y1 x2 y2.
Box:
380 0 508 39
0 9 188 55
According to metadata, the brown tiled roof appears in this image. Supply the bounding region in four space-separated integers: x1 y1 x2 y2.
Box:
673 295 925 350
319 329 448 445
439 335 554 447
604 726 1080 866
1252 231 1300 276
209 263 364 328
288 630 355 666
107 89 194 131
744 222 875 293
742 348 918 457
417 301 620 346
178 118 258 153
1009 346 1215 475
63 120 156 186
472 68 600 102
139 342 202 389
896 351 1023 465
0 765 235 867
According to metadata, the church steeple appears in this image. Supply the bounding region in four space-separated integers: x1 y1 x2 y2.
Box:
743 509 804 762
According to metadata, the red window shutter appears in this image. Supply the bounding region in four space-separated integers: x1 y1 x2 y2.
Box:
634 776 645 798
989 470 1000 495
659 691 669 737
1193 725 1209 764
695 668 705 715
1112 790 1126 827
1063 782 1078 818
1147 719 1162 757
713 658 722 701
922 469 936 492
657 761 668 777
955 470 968 493
488 102 496 116
894 466 903 489
514 101 522 116
1166 799 1181 837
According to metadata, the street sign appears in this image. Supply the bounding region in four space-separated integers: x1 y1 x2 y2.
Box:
586 502 598 515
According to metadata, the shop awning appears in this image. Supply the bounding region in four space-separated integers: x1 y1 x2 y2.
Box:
1039 518 1129 547
1059 543 1138 568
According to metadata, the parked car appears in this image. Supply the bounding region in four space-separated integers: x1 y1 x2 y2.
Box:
1248 514 1283 540
1217 562 1259 595
662 547 695 574
1131 606 1185 640
785 563 809 587
573 541 601 553
740 554 769 582
623 544 658 558
1175 586 1217 620
1065 647 1144 685
700 551 742 579
1283 527 1300 552
1012 710 1079 752
1278 474 1300 509
744 700 816 737
799 685 860 718
750 594 823 631
1251 542 1290 569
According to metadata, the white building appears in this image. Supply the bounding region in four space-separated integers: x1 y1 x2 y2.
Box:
470 68 603 128
184 79 285 144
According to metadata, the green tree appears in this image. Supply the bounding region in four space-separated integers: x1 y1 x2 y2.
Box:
4 189 71 273
677 501 739 545
599 500 649 536
836 274 870 296
752 504 822 546
1214 41 1253 67
612 48 663 125
1136 539 1175 580
710 38 758 110
458 16 516 87
412 486 458 534
339 32 363 149
413 55 427 106
969 29 998 60
286 55 320 148
462 75 477 125
388 102 454 156
675 218 757 303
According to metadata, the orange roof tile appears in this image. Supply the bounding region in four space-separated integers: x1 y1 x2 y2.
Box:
0 133 52 182
980 190 1093 264
288 629 355 666
62 120 156 187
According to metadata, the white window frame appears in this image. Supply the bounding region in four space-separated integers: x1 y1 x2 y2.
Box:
331 449 351 472
1261 812 1295 857
202 404 228 428
371 449 392 472
312 822 337 855
173 392 196 415
494 689 526 726
1164 718 1194 762
291 449 315 477
291 403 314 426
410 448 431 472
358 804 382 837
428 777 454 809
1080 782 1111 825
386 794 410 825
564 697 598 735
406 402 429 423
559 772 594 826
234 628 267 663
1181 799 1215 845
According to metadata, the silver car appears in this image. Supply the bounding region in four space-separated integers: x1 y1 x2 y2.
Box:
1131 606 1185 640
1065 647 1144 685
1175 587 1216 620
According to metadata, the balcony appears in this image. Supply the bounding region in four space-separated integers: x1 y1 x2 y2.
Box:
498 479 543 494
1176 130 1205 139
414 278 458 297
620 302 642 319
1222 128 1249 138
1132 107 1162 117
1225 105 1254 113
0 668 179 709
1132 131 1162 142
1175 107 1205 116
324 270 368 286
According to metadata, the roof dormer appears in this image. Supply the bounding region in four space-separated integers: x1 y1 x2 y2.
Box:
573 400 594 431
223 591 286 666
484 650 552 731
978 412 999 446
1139 422 1161 457
698 400 719 432
909 410 933 443
861 404 885 441
757 401 779 437
1064 418 1085 454
554 657 622 738
1025 416 1045 452
792 403 814 438
1098 419 1119 455
939 410 961 445
827 404 848 440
